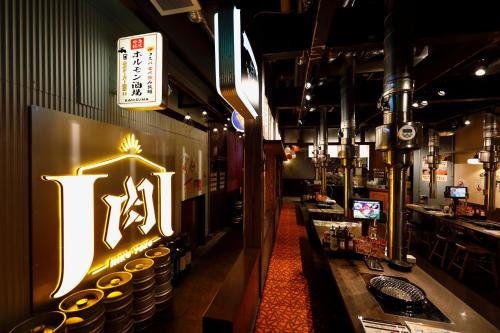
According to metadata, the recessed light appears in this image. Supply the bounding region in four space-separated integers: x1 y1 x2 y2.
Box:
412 102 419 108
213 128 218 132
437 90 446 96
305 94 312 101
305 82 312 89
475 65 486 77
464 119 471 126
420 100 428 106
202 110 208 116
223 127 227 131
184 114 191 120
227 117 230 121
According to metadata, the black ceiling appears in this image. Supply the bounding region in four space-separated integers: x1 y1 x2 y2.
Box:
129 0 500 133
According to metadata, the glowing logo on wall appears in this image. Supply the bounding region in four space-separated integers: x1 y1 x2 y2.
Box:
42 134 174 298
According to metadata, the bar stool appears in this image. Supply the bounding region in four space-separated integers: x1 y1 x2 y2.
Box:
428 233 455 268
447 241 498 288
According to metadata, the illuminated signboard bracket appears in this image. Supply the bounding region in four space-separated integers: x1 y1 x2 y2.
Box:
215 7 260 120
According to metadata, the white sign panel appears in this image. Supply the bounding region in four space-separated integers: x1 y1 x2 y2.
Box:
117 32 166 110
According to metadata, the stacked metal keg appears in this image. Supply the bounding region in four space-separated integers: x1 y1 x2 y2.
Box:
96 271 134 333
8 311 67 333
145 246 174 312
124 258 156 331
58 289 106 333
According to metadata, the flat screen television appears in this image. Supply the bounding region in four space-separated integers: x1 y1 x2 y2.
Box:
351 198 382 220
445 186 468 199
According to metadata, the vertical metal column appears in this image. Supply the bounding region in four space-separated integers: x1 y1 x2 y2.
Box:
427 129 440 199
375 0 422 267
479 112 499 214
339 53 357 217
319 108 329 195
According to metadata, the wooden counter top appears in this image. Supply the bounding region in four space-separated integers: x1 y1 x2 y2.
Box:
305 202 344 215
407 204 500 239
312 222 498 333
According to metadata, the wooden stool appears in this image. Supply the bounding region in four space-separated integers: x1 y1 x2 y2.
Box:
447 241 498 288
428 234 453 268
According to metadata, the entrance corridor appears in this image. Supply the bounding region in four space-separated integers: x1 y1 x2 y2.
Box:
254 202 350 333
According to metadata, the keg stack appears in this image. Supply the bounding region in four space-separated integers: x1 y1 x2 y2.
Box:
232 200 243 225
145 246 174 312
124 258 156 331
9 311 67 333
59 289 106 333
96 271 134 333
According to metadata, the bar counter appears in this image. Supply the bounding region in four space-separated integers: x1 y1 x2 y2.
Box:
313 221 499 333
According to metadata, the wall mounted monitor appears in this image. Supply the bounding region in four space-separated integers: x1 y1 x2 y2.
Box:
445 186 468 199
351 198 383 220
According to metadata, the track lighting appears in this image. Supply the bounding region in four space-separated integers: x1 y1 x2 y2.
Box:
437 90 446 96
305 94 312 101
464 119 471 126
420 100 428 107
305 82 312 89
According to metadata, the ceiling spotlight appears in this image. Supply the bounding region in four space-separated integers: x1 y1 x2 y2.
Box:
213 128 218 132
224 123 228 127
437 90 446 96
464 119 471 126
420 100 428 106
184 113 191 120
298 119 303 126
305 82 312 89
305 94 312 101
238 135 242 139
412 102 419 108
474 65 486 77
202 110 208 116
309 107 316 112
318 80 324 86
223 127 227 131
227 117 230 121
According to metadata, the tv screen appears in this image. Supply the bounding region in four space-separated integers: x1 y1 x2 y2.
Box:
449 187 467 198
352 199 382 220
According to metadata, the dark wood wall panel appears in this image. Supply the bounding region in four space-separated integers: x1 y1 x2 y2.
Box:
0 0 205 330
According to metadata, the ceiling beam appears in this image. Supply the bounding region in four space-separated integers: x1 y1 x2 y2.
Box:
414 41 498 91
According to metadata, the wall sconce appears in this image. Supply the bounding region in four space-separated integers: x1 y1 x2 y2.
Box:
467 153 482 165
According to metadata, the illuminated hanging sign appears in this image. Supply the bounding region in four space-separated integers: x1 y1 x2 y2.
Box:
231 111 245 132
41 133 174 299
215 7 259 120
117 32 166 110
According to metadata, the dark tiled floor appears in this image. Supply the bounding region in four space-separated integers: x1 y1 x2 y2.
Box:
147 228 243 333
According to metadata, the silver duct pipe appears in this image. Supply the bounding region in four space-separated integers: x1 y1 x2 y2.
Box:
338 53 358 217
427 129 440 199
319 107 329 194
479 112 499 214
312 127 320 181
375 0 422 268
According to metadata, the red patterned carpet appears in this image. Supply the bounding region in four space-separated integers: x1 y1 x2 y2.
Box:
254 203 314 333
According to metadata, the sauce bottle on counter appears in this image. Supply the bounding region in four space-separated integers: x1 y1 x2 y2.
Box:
338 227 346 251
330 227 338 252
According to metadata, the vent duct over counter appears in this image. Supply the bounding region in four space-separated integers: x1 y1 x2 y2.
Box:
426 129 440 199
479 112 499 214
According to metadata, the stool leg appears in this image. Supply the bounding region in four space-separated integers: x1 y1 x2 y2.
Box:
447 248 459 271
441 242 449 269
459 252 470 281
491 258 498 288
428 239 439 261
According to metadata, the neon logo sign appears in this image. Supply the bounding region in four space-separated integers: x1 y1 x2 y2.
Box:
43 134 174 298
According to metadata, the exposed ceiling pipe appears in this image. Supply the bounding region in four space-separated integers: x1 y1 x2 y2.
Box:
479 112 499 214
318 107 330 195
338 53 358 216
426 129 441 199
375 0 422 270
188 10 214 40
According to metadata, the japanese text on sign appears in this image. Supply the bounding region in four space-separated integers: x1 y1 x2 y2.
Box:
117 33 165 110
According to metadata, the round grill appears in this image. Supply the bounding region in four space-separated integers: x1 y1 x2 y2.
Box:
369 276 426 309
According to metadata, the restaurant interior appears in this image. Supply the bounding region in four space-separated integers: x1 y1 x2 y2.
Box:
1 0 500 332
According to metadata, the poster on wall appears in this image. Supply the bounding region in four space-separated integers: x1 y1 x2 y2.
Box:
117 32 167 110
421 158 448 182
